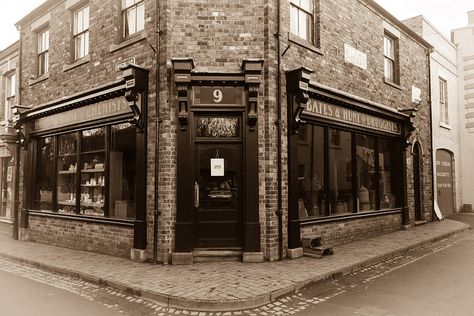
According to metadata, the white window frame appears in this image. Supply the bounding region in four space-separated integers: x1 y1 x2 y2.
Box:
5 73 15 121
38 28 49 76
73 5 90 60
439 78 449 125
290 0 314 43
122 0 145 38
384 34 396 82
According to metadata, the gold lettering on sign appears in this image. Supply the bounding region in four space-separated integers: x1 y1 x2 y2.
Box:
34 97 132 132
303 100 401 135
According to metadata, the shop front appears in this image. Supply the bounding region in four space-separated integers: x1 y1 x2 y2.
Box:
286 68 414 251
16 65 148 259
171 58 264 264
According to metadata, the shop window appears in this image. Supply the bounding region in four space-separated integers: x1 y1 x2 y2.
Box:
73 5 90 60
297 125 324 218
290 0 314 43
109 124 136 219
37 28 49 76
122 0 145 38
328 129 352 215
356 134 376 211
439 78 449 125
296 125 401 219
35 137 54 210
383 32 399 84
34 123 137 219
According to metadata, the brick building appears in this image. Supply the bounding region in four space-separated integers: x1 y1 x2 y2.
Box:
404 16 462 217
13 0 433 264
0 41 19 236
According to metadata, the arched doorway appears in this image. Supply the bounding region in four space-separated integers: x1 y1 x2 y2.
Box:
436 149 454 215
413 143 422 221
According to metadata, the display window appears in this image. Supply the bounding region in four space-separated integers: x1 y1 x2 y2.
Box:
297 124 401 219
34 123 137 219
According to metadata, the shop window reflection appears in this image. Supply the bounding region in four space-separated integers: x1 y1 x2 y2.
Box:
35 137 54 210
328 129 352 215
297 125 324 218
379 138 398 209
356 134 377 211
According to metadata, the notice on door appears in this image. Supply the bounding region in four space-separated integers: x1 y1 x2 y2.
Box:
211 158 225 176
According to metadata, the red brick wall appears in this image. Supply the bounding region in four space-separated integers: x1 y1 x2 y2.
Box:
300 214 402 246
28 215 134 258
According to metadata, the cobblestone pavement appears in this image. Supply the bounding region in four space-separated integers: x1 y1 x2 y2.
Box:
0 219 469 311
0 231 467 315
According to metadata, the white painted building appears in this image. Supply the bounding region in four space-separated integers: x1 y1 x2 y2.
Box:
452 10 474 212
404 16 461 215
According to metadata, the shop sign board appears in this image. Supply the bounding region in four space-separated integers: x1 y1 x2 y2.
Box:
33 97 132 132
193 86 243 106
303 100 402 135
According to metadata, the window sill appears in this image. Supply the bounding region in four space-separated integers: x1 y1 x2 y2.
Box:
439 122 451 130
298 208 402 226
383 78 402 90
288 32 323 55
28 209 136 227
109 31 147 53
28 73 49 86
63 55 90 72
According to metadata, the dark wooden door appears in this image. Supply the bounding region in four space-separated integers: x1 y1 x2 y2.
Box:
413 144 422 221
436 149 454 215
194 144 242 248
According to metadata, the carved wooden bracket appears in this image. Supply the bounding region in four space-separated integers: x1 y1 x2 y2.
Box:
398 107 419 150
122 64 149 133
285 67 313 134
243 59 264 131
172 58 194 131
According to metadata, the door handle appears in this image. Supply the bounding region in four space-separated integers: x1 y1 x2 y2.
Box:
194 182 200 208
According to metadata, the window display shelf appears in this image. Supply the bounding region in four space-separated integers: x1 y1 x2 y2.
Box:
81 169 105 173
81 184 105 187
58 200 76 206
58 170 77 174
80 202 104 207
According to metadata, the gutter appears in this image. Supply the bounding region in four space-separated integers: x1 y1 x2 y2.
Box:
276 0 283 261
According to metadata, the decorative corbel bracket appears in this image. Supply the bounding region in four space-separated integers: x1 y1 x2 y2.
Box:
125 90 144 133
242 59 264 131
172 58 194 131
398 107 419 150
285 67 313 133
122 64 149 133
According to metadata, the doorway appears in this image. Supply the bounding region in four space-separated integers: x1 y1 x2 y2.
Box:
436 149 454 215
413 143 422 221
193 114 243 249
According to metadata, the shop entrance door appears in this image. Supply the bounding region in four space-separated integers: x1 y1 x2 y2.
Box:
0 158 10 219
436 149 454 215
194 143 243 248
413 144 422 221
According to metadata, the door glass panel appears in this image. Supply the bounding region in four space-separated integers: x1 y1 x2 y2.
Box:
35 137 54 211
196 117 240 138
196 145 241 248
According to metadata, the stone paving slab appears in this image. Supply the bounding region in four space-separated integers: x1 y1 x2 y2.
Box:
0 219 469 311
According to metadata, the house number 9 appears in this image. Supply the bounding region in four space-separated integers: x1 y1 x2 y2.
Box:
213 89 223 103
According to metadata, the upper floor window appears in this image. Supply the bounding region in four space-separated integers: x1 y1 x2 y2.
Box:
6 73 15 99
439 78 449 125
37 29 49 76
383 33 399 84
122 0 145 37
73 5 90 60
5 73 15 120
290 0 314 43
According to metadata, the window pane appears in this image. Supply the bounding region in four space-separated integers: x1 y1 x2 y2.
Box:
356 134 376 211
123 0 136 9
127 7 137 35
384 36 394 58
300 0 312 11
379 139 398 209
384 58 393 81
57 133 78 214
109 124 136 219
297 125 324 218
328 129 353 215
298 11 308 40
82 128 105 152
290 6 298 35
84 31 89 56
35 137 54 211
136 2 145 32
83 7 90 30
196 117 240 138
